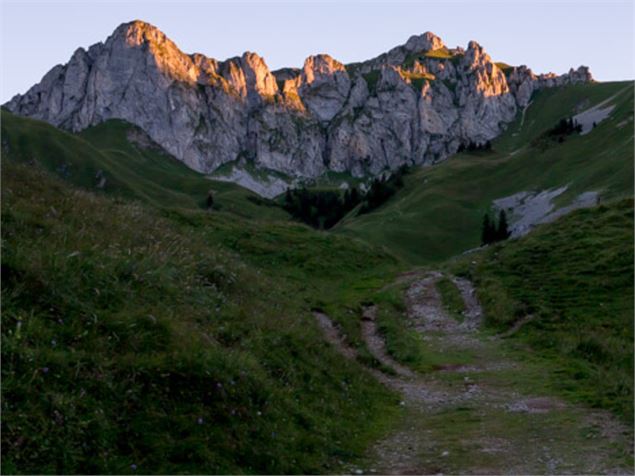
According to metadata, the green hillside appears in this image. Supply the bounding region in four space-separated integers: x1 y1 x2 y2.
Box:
1 161 401 474
448 198 634 421
337 81 634 264
0 111 288 220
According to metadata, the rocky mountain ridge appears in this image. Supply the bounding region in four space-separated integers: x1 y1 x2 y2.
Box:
5 20 592 180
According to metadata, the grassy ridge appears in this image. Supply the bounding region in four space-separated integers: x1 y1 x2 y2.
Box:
1 110 288 220
1 162 401 474
338 81 634 264
449 199 634 421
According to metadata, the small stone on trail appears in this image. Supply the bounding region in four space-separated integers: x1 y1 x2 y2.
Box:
441 450 449 457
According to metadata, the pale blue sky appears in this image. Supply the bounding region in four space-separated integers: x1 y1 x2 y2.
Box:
1 0 633 102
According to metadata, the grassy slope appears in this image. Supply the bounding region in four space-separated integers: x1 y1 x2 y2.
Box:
337 81 634 264
1 110 288 220
1 162 402 474
367 199 633 424
447 199 634 421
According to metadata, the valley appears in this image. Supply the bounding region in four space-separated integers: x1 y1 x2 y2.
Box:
1 18 633 476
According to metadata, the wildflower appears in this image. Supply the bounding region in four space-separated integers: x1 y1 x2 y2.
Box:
197 417 204 425
41 367 49 374
131 464 137 471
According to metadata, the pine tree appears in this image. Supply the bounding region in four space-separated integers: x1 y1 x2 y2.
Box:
206 191 214 210
481 213 493 245
496 209 510 241
350 186 359 205
343 189 351 209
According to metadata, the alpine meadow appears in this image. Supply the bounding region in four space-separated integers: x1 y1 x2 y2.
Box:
1 6 633 475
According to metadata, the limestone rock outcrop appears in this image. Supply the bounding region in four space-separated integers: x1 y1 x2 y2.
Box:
5 20 593 180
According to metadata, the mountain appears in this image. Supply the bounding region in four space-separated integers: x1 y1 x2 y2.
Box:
337 80 634 263
5 20 592 184
2 19 634 476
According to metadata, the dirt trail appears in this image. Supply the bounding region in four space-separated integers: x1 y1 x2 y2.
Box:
313 272 633 475
361 306 415 379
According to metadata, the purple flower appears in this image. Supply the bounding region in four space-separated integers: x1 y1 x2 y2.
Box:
197 417 204 425
130 464 137 471
41 367 49 374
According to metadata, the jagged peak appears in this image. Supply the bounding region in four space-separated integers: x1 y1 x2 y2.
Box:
464 40 493 68
404 31 445 52
301 54 347 86
303 54 346 72
466 40 482 51
239 51 272 71
108 19 169 46
114 19 161 36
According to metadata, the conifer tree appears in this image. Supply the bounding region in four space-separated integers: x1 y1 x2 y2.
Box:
350 186 359 205
481 213 494 245
496 209 510 241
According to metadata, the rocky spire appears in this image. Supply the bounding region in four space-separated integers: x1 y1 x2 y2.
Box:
404 31 445 52
298 55 351 121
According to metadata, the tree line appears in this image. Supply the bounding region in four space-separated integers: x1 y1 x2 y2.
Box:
282 187 358 229
282 165 411 229
358 165 409 214
458 140 492 153
548 117 582 138
545 117 582 144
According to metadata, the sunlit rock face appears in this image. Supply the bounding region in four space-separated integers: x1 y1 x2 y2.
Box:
299 55 351 122
5 20 593 178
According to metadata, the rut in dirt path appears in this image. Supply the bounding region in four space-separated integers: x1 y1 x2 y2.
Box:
313 271 634 475
361 306 415 379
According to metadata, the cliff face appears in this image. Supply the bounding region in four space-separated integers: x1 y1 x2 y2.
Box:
5 20 593 178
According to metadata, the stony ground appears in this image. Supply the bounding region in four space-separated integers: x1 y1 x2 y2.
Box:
314 271 634 475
